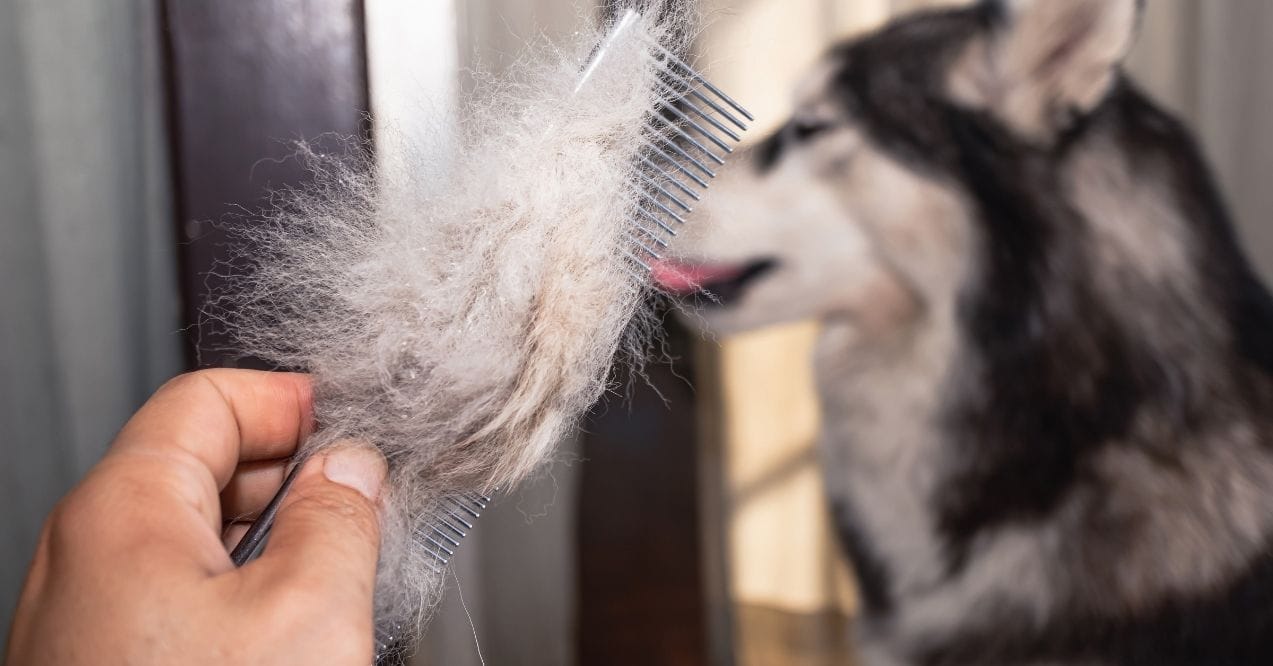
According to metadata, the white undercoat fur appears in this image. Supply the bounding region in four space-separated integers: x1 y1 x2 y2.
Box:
218 8 691 633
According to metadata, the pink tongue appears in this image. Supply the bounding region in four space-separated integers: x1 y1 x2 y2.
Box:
649 260 745 295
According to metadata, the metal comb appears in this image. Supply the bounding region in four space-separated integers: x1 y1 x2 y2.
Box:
605 10 755 275
373 491 492 661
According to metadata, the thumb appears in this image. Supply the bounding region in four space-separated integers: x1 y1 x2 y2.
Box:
246 441 387 612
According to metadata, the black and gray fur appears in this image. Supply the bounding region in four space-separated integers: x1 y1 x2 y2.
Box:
675 1 1273 664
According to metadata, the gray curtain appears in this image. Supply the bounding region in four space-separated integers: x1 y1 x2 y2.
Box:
0 0 183 637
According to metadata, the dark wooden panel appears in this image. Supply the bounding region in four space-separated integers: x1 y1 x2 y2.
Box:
577 320 709 665
161 0 369 367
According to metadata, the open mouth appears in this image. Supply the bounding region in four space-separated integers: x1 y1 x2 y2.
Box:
649 258 777 307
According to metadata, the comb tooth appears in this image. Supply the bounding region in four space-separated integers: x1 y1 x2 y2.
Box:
623 210 672 240
428 524 461 548
662 68 749 131
419 539 449 564
657 99 734 154
640 192 687 225
638 155 701 201
375 624 406 657
656 79 743 141
628 216 672 246
408 488 498 575
687 88 748 131
645 136 715 178
634 204 678 236
650 41 754 121
419 533 455 558
626 233 664 260
442 507 474 530
623 249 653 272
637 172 692 212
437 515 468 538
621 259 649 282
649 114 726 165
446 495 482 519
641 141 712 186
464 492 493 509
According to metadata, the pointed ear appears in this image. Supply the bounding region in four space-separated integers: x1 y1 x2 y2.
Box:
950 0 1143 142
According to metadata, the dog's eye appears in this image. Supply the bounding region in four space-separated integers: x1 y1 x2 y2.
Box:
791 118 833 142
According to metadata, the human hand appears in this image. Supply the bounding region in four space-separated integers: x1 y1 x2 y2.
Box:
4 369 387 665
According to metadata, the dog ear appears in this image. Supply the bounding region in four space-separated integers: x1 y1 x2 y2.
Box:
953 0 1143 142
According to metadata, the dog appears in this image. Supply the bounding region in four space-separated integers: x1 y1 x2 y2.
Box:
654 1 1273 664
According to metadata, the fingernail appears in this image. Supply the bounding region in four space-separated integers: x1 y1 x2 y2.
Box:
323 444 386 500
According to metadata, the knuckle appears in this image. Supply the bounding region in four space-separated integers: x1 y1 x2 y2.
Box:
158 368 235 400
157 369 207 394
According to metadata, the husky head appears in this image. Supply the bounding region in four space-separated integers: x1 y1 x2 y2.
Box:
660 0 1162 343
661 1 1273 659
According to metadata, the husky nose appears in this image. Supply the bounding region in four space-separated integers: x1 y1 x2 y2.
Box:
791 118 832 141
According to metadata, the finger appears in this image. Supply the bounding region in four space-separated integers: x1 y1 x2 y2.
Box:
73 370 312 561
240 442 385 618
111 369 313 491
223 522 252 551
221 458 290 521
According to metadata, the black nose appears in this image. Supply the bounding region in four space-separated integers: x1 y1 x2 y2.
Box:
791 118 832 141
753 130 785 173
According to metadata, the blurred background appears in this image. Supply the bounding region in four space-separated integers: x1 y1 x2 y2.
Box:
2 1 1271 664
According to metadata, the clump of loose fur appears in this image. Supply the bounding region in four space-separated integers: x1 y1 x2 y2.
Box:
216 7 688 633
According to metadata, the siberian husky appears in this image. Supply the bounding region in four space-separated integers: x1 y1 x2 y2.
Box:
655 1 1273 663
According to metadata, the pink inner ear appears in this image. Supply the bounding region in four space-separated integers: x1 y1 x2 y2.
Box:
649 259 747 295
